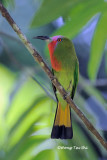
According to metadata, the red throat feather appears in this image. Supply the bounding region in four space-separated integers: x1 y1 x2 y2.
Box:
48 41 62 71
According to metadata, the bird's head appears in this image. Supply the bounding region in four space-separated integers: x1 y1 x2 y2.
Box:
33 35 68 71
33 35 64 55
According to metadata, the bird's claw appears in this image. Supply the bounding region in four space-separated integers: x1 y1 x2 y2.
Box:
63 92 70 100
51 76 56 82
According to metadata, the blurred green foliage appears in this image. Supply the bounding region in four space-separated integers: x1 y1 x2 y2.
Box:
0 65 99 160
0 0 107 160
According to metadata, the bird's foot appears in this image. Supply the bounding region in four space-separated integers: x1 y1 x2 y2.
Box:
51 76 57 82
63 92 70 100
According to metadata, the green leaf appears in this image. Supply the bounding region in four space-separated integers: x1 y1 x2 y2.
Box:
6 78 46 129
54 0 105 38
0 64 52 160
74 93 96 123
88 11 107 80
32 149 55 160
13 137 48 160
0 64 16 148
30 0 84 28
0 0 14 7
79 75 107 110
85 85 107 109
7 98 50 149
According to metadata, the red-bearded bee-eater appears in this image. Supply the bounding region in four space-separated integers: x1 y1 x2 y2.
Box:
34 35 79 139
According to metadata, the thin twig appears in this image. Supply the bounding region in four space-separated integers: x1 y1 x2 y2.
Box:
0 2 107 150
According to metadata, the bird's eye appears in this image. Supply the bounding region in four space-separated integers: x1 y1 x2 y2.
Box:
57 38 62 42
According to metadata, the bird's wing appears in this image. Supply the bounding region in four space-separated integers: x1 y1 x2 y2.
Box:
52 69 58 102
71 61 79 99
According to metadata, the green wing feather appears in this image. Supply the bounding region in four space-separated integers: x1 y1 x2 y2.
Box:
52 69 58 102
71 61 79 99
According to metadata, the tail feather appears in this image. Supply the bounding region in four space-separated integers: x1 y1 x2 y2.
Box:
51 103 73 139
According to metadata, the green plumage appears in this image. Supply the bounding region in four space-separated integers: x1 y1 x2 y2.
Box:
34 35 79 139
53 37 79 109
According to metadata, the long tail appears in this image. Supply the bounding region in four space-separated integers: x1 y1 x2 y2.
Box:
51 102 73 139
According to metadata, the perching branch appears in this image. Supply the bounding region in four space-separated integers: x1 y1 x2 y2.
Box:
0 3 107 150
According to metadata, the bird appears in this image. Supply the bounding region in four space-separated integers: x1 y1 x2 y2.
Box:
33 35 79 139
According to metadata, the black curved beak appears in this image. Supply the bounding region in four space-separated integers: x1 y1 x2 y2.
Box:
33 36 51 41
